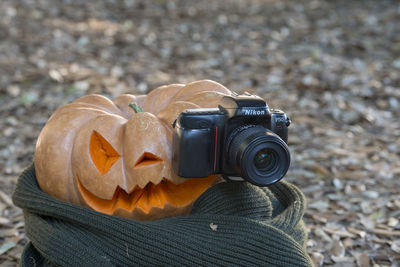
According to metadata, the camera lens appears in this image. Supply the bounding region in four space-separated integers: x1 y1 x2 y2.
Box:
254 149 277 171
228 126 290 186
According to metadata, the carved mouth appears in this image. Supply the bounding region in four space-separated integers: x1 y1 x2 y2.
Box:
76 175 215 214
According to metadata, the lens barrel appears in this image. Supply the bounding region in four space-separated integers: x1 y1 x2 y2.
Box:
228 126 290 186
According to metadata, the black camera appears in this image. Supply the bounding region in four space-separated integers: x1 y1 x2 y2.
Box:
172 93 291 186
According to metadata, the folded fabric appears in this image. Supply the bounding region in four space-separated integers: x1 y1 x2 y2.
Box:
12 164 312 266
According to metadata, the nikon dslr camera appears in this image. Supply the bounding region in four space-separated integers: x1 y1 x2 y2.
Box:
172 93 291 186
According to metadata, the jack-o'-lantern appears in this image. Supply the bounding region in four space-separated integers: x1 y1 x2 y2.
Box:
35 80 232 220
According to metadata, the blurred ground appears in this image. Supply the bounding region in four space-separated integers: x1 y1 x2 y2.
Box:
0 0 399 266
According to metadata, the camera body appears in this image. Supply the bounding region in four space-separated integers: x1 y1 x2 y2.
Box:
172 93 291 186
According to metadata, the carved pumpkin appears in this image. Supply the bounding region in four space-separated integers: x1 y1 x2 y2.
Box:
35 80 232 220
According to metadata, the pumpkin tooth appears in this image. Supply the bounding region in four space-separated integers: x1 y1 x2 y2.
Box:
150 177 167 186
111 188 122 211
130 187 144 210
137 187 151 213
156 179 168 206
148 183 163 208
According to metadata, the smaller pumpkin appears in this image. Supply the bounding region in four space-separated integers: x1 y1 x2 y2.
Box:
35 80 232 220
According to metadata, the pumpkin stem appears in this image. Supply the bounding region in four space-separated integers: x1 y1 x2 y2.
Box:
129 102 144 113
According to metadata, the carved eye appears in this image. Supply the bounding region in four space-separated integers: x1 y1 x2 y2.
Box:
90 131 120 175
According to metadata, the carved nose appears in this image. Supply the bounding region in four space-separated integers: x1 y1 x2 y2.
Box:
122 152 165 189
134 152 163 168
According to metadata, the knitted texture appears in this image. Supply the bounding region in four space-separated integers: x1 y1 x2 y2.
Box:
12 164 313 266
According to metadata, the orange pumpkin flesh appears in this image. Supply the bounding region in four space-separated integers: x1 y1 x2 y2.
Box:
35 80 231 220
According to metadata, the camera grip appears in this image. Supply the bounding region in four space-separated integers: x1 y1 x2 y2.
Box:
172 128 214 178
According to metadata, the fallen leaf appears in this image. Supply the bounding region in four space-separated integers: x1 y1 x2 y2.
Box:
311 164 330 177
355 252 370 267
314 227 332 243
323 226 355 238
311 252 324 267
331 237 345 257
388 217 399 227
0 228 18 237
308 200 330 212
331 255 354 263
0 189 13 206
0 241 16 255
391 239 400 253
0 217 11 226
209 223 218 231
49 69 64 82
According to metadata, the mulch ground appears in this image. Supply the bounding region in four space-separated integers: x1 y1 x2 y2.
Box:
0 0 399 266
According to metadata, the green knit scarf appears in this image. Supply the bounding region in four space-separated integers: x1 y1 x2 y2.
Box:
12 164 312 266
